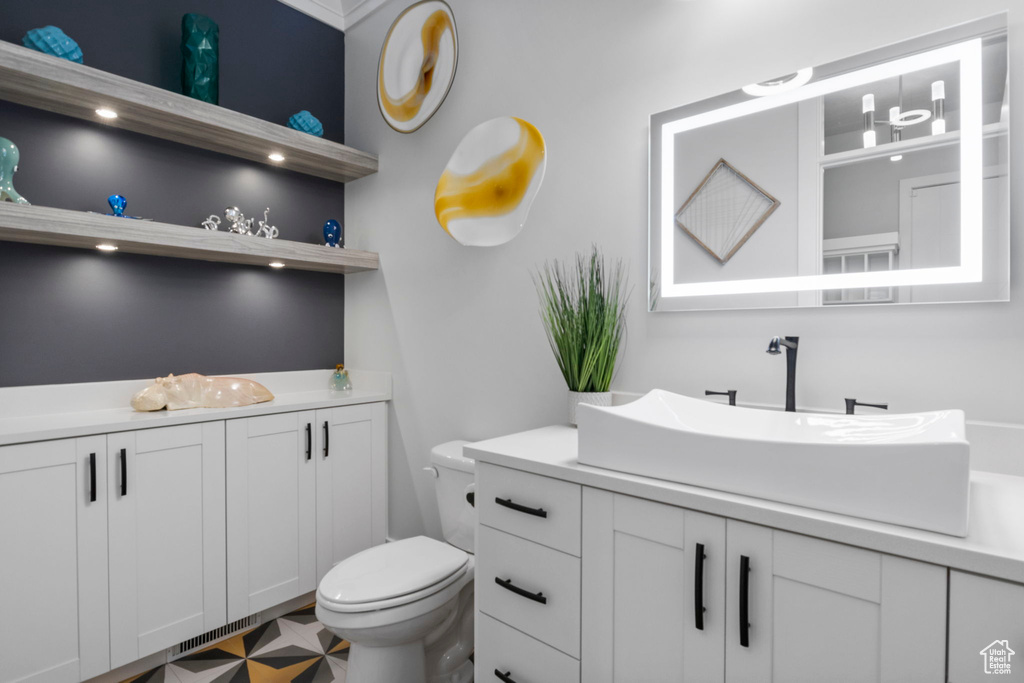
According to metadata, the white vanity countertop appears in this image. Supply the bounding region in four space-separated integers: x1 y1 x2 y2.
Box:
467 425 1024 584
0 369 391 446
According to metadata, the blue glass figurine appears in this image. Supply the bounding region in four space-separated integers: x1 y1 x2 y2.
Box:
22 26 83 63
107 194 127 217
323 219 343 248
288 111 324 137
105 194 145 219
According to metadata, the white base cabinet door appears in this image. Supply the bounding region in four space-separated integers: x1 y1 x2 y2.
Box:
726 522 947 683
0 437 109 683
315 403 387 581
580 488 947 683
108 423 227 668
948 571 1024 682
226 410 317 622
582 489 726 683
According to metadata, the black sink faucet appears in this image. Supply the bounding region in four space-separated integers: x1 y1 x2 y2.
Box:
766 336 799 412
845 398 888 415
705 389 738 406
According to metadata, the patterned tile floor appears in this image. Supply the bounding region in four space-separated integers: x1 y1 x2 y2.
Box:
125 605 350 683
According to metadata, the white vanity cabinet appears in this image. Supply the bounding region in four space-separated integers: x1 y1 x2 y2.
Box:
315 403 388 581
582 489 726 682
0 370 391 683
581 489 947 683
948 571 1024 682
472 426 1024 683
107 423 227 668
0 436 109 683
226 410 317 622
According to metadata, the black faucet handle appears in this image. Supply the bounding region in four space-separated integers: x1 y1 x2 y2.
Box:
706 389 737 406
845 398 889 415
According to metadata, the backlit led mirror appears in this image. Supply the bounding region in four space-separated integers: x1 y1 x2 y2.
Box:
649 16 1008 311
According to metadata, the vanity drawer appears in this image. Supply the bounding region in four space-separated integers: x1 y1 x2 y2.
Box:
477 524 580 658
477 462 581 556
476 613 580 683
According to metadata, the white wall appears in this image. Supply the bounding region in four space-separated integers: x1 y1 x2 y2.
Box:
345 0 1024 540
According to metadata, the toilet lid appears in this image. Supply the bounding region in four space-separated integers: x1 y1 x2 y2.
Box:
319 536 469 606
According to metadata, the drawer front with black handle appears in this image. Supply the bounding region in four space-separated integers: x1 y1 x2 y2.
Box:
477 524 581 658
477 462 581 556
476 613 580 683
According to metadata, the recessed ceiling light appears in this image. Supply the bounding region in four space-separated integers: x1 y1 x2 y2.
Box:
268 153 285 162
96 244 118 251
890 155 904 162
269 261 285 268
95 108 118 119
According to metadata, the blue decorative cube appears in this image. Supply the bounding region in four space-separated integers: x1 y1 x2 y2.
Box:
289 110 324 137
22 26 83 63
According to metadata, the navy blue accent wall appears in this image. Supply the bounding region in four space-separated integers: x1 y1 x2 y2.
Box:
0 0 349 387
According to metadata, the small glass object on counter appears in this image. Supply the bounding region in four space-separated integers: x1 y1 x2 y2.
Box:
329 364 353 392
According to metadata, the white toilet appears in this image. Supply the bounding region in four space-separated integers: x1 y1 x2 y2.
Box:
316 440 476 683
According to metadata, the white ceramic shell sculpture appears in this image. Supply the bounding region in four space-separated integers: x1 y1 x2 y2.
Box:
433 117 547 247
130 373 274 412
377 0 458 133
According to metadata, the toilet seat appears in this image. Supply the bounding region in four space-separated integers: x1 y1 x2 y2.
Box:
318 536 469 614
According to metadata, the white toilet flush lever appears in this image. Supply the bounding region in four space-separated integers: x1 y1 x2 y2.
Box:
423 466 439 478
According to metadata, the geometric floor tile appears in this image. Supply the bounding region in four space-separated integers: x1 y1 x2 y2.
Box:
124 604 349 683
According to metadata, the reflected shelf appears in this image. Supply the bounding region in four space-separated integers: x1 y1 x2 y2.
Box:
820 122 1008 169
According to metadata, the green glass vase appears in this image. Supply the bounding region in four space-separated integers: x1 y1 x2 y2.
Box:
181 13 219 105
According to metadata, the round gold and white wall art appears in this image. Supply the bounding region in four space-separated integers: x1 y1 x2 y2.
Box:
434 116 547 247
377 0 458 133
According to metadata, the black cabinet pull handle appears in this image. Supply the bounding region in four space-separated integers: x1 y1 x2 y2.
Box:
305 423 312 461
89 453 97 503
494 670 517 683
495 497 547 518
323 421 329 458
495 577 547 604
119 448 127 497
694 542 706 630
739 555 751 647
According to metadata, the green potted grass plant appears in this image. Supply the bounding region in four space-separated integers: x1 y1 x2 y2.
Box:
535 246 629 425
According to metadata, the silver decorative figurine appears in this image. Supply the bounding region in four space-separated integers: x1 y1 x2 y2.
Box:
202 206 279 239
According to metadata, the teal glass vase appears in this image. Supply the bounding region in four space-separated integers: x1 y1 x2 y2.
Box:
181 13 219 105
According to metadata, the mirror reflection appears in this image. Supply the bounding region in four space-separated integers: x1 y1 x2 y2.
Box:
649 17 1008 311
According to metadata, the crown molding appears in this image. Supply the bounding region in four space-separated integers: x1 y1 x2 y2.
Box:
277 0 391 31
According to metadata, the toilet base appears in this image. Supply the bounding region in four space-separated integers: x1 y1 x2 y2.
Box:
348 641 427 683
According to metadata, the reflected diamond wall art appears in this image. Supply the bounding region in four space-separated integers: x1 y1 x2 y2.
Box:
675 158 780 264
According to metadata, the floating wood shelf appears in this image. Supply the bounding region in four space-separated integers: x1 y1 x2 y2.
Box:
0 203 379 274
0 40 378 184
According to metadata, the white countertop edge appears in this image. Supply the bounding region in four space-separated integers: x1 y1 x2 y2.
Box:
0 369 391 446
466 425 1024 585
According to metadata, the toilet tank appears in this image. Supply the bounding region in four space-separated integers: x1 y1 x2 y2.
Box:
430 440 476 554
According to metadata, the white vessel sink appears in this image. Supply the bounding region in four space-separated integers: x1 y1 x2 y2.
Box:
576 389 970 536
